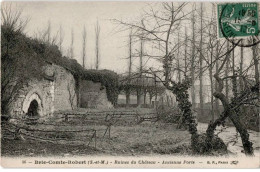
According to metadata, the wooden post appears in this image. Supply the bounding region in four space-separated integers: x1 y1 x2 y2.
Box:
94 130 97 149
14 128 20 140
108 125 111 140
103 125 110 138
64 114 68 122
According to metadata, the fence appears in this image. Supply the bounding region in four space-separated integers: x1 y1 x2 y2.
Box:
2 116 97 148
2 110 159 148
60 110 158 125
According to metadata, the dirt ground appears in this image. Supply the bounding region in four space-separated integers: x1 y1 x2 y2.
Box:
1 122 192 157
2 109 259 157
197 123 260 157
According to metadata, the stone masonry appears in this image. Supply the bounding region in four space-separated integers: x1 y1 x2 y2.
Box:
80 80 113 109
9 63 77 118
9 62 113 118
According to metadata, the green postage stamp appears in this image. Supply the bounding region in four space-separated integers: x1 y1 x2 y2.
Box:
218 2 259 38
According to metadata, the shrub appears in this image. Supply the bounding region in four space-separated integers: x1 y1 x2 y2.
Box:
82 69 119 105
1 26 120 114
157 105 182 123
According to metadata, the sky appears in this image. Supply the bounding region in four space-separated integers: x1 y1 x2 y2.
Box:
10 1 149 73
3 1 256 79
8 1 205 74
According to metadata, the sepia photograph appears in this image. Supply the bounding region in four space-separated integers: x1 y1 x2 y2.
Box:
0 0 259 168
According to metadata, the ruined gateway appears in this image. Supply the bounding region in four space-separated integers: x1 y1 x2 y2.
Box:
9 62 113 119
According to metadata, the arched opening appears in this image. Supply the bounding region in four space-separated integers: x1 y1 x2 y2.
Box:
22 92 43 117
27 100 39 117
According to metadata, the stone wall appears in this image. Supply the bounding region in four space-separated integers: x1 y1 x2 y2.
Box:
9 63 114 118
9 78 54 118
53 64 77 111
80 80 113 109
9 63 77 118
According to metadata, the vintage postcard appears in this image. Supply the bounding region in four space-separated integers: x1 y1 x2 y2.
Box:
0 0 259 168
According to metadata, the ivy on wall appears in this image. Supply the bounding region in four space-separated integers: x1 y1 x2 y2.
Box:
2 27 119 107
82 70 119 105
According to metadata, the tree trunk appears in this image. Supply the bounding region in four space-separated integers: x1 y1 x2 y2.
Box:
143 91 147 105
199 3 204 117
177 32 181 82
252 40 259 116
154 74 158 109
126 31 132 108
82 26 87 68
209 57 214 121
137 88 142 106
70 28 74 59
232 50 238 98
149 93 152 105
95 20 100 70
206 72 254 155
228 112 254 155
170 81 197 135
225 42 230 99
126 89 130 107
184 27 188 78
252 40 259 98
191 7 196 111
239 46 244 92
215 41 220 117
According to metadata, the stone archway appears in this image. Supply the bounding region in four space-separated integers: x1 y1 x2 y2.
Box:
27 100 39 117
22 92 43 116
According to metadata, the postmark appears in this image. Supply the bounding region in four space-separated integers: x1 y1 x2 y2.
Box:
218 2 260 47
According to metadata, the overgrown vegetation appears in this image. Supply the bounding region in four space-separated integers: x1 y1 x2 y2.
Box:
114 2 259 156
82 70 119 105
1 21 45 115
1 8 119 115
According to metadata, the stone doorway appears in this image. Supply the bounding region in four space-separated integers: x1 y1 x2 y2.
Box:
22 92 43 117
27 100 39 117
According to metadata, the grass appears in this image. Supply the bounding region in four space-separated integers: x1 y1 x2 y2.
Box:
1 122 192 157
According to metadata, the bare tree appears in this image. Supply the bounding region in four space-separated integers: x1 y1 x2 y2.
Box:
1 3 29 33
46 20 51 43
231 46 238 98
114 2 258 155
214 40 220 117
251 39 260 119
239 46 244 92
95 20 101 70
113 1 197 132
70 28 74 59
59 24 64 52
177 31 181 82
225 41 230 99
184 26 188 78
199 3 204 117
82 25 87 68
126 30 133 107
205 3 217 121
137 37 144 106
34 20 59 46
206 43 256 155
198 2 257 155
190 4 196 110
252 39 259 98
